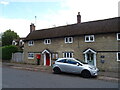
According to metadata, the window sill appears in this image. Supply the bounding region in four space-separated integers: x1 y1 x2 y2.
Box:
65 42 73 44
44 43 51 45
117 60 120 61
85 41 95 42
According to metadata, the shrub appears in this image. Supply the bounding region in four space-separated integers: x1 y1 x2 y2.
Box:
2 45 18 60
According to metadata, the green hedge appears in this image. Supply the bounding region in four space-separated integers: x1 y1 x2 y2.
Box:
0 47 1 60
1 45 18 60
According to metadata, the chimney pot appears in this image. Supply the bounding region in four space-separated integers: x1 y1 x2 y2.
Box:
30 23 35 33
77 12 81 23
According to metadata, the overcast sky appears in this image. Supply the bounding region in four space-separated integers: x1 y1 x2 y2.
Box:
0 0 119 37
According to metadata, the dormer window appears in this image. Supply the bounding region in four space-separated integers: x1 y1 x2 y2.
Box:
117 33 120 40
19 40 24 46
85 35 95 42
44 39 51 44
12 40 17 45
28 40 34 46
65 37 73 43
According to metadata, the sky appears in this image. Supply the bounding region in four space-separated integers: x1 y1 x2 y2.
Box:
0 0 119 37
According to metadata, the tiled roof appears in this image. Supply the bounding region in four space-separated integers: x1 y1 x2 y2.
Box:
25 17 120 41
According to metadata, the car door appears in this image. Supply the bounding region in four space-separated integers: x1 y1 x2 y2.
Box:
64 59 81 74
57 59 68 72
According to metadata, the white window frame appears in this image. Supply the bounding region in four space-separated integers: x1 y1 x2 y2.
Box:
85 35 95 42
28 53 34 59
117 52 120 61
117 33 120 40
28 40 34 46
63 52 73 58
44 39 51 44
19 40 24 46
12 40 17 45
65 37 73 43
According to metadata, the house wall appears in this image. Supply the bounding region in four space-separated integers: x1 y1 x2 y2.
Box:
24 33 119 72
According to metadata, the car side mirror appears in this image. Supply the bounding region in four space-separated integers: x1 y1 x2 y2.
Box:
76 63 82 66
76 63 81 66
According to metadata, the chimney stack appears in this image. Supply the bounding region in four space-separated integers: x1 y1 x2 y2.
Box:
77 12 81 24
30 23 35 33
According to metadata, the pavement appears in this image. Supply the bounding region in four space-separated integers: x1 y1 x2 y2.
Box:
1 62 119 82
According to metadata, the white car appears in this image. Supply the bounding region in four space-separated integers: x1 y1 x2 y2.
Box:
52 58 99 78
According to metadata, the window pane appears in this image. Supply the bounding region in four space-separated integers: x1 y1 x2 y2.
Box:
52 54 55 58
47 40 50 44
64 53 66 58
90 36 93 41
67 60 71 64
28 41 34 45
69 37 72 42
44 39 48 44
68 59 77 64
32 41 34 44
86 37 89 41
118 53 120 60
46 40 47 44
28 53 34 59
57 59 66 63
70 53 72 58
118 34 120 39
65 38 68 43
67 53 69 58
49 39 51 44
52 53 58 59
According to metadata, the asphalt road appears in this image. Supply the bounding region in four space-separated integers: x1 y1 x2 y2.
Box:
2 66 118 88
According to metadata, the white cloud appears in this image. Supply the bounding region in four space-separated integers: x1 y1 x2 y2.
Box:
0 0 119 37
0 1 9 5
0 18 31 37
36 0 119 29
59 0 118 22
3 0 62 2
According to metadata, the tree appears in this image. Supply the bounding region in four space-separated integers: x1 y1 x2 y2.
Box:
2 29 19 46
0 33 2 47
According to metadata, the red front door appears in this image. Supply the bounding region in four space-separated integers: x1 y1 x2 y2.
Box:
46 53 50 66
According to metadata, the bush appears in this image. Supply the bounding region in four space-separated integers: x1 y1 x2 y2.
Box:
2 45 18 60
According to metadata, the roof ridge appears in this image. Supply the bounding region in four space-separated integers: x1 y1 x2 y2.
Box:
35 17 119 32
35 23 77 31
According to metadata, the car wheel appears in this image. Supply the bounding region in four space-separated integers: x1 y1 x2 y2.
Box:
81 70 91 78
53 67 61 74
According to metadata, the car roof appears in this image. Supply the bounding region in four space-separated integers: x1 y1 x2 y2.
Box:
57 58 75 60
56 58 79 62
